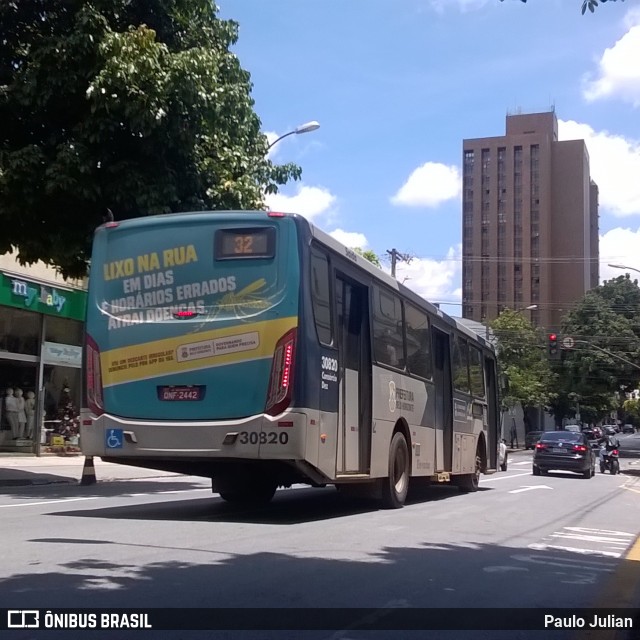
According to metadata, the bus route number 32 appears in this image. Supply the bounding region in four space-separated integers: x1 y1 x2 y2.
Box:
238 431 289 445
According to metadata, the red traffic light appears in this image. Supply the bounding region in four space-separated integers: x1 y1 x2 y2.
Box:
549 333 557 341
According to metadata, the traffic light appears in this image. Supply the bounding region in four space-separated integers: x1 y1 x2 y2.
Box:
548 333 559 359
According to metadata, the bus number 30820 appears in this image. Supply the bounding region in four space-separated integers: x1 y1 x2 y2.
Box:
238 431 289 445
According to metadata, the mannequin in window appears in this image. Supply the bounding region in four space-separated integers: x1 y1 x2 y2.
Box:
5 388 20 439
25 391 36 440
15 388 27 439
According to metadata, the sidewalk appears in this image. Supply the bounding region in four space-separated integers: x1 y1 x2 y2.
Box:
0 454 181 487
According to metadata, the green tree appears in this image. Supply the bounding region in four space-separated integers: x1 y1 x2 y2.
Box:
490 309 555 431
623 398 640 426
0 0 301 278
500 0 625 13
549 275 640 425
353 247 381 268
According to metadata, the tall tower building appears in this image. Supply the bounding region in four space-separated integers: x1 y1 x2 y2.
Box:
462 109 599 332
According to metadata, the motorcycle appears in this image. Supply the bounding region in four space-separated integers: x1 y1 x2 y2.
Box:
599 447 620 475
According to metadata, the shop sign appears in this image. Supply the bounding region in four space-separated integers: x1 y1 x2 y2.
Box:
0 273 86 321
42 341 83 368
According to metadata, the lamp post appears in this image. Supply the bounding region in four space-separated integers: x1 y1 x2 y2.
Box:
516 304 538 312
608 263 640 275
267 121 320 151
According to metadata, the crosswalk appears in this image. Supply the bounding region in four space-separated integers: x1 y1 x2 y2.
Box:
529 526 635 558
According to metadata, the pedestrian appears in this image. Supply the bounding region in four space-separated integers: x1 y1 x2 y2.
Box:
510 421 518 448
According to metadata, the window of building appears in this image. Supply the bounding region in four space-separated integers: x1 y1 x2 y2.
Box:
0 308 41 356
45 316 83 347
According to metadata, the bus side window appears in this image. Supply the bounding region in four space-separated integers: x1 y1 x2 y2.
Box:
452 336 471 394
468 345 485 397
373 287 404 369
404 303 432 379
311 249 333 345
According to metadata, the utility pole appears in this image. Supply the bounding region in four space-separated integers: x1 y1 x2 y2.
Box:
387 248 412 278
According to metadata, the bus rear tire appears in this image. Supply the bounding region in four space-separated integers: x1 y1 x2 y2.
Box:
457 449 482 493
381 432 410 509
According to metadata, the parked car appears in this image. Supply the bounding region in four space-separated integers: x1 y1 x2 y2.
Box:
525 430 544 450
622 424 635 434
532 431 596 479
498 439 508 471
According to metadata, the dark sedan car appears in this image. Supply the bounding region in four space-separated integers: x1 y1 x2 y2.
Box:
524 430 544 450
533 431 596 479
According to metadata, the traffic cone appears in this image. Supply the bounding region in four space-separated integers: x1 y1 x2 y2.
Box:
80 456 97 486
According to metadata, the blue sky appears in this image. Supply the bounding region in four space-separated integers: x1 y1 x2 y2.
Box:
218 0 640 317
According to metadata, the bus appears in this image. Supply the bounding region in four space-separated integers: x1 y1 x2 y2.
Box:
80 210 500 508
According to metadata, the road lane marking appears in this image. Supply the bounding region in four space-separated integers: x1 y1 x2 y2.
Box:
0 497 98 508
563 527 634 537
578 535 640 640
526 544 621 558
480 471 532 482
550 532 635 544
0 487 210 509
509 485 552 494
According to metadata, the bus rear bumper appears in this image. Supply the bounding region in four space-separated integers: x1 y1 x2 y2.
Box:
79 410 307 461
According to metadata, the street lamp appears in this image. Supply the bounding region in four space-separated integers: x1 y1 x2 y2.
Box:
267 121 320 151
517 304 538 312
608 263 640 274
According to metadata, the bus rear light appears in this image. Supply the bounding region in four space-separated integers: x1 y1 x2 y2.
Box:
267 211 286 218
265 328 296 416
85 334 104 416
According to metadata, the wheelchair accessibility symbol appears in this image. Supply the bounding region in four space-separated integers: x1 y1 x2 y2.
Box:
105 428 124 449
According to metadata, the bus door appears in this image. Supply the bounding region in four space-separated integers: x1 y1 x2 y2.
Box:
432 328 453 472
335 275 372 474
484 356 498 469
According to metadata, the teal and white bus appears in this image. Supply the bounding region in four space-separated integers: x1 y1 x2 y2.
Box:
81 210 499 508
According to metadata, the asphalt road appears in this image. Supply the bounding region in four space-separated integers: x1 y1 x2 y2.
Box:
1 447 639 640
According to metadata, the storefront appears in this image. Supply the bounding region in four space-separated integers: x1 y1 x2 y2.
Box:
0 270 87 455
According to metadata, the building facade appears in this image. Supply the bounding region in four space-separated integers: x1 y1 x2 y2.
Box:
462 109 599 331
0 252 87 454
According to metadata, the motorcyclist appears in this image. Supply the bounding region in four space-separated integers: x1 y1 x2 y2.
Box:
597 433 619 467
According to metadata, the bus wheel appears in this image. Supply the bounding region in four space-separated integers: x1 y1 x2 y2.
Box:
457 449 482 493
381 432 410 509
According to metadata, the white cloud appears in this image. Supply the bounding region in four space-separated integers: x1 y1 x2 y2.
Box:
599 226 640 283
583 17 640 106
391 162 461 208
559 120 640 217
264 185 336 221
394 244 462 305
329 229 369 248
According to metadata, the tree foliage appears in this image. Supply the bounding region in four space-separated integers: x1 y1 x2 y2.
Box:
353 247 381 268
549 275 640 424
490 309 555 413
0 0 301 277
500 0 625 13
